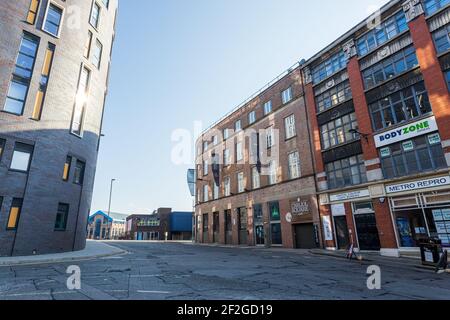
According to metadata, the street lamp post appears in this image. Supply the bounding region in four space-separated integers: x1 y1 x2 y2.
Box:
107 178 116 240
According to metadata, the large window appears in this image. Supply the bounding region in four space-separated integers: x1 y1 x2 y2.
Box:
380 134 447 179
424 0 450 15
73 160 85 185
263 101 272 115
284 114 296 140
237 172 245 193
266 126 274 149
321 112 359 149
433 24 450 54
369 82 432 131
223 148 230 166
92 39 103 69
55 203 69 231
252 167 260 189
281 87 293 104
312 51 347 84
268 160 277 185
316 81 352 113
288 151 301 179
224 177 231 197
235 120 242 132
356 11 408 56
362 46 418 90
248 111 256 125
43 3 63 36
203 184 209 202
326 155 367 189
71 66 90 135
32 42 56 120
90 2 101 29
4 33 39 115
10 143 34 172
7 198 23 230
203 160 208 176
236 142 243 162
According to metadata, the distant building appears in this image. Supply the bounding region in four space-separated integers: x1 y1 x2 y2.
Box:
126 208 193 241
87 211 128 240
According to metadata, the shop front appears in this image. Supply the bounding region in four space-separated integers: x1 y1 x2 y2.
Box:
386 175 450 250
288 198 319 249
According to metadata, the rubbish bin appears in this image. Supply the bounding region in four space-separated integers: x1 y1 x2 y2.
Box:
419 238 443 267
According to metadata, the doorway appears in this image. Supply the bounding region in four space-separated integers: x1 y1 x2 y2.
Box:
334 215 350 250
213 212 220 243
202 213 209 243
255 225 265 246
294 224 316 249
225 210 232 245
238 208 247 245
354 213 381 251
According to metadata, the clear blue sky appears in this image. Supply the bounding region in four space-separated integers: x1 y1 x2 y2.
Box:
91 0 387 215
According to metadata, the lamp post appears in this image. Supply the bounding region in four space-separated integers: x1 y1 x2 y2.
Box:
107 178 116 240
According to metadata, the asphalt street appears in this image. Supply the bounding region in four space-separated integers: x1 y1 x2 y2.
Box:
0 241 449 300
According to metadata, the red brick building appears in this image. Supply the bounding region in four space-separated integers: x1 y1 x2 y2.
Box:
195 0 450 256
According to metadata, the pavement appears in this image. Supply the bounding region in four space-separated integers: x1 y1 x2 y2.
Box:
0 241 449 300
0 240 126 267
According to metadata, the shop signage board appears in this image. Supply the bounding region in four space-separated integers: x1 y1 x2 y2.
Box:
330 189 370 202
322 216 333 241
331 203 346 216
386 176 450 194
374 116 439 148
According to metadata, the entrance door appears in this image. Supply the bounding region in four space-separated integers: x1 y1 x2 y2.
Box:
238 208 247 245
354 213 381 251
334 216 350 250
202 214 209 243
255 225 265 245
294 224 316 249
213 212 219 243
225 210 232 244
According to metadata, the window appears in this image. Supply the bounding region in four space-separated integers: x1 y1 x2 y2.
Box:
32 43 55 120
92 39 103 69
433 24 450 54
269 202 282 245
43 3 63 37
74 160 85 185
27 0 40 24
203 160 208 176
235 120 242 132
326 155 367 189
223 149 230 166
203 141 208 152
84 31 93 58
55 203 69 231
362 46 419 90
213 182 219 200
315 80 352 113
7 198 23 230
446 70 450 90
284 114 296 139
212 135 218 146
4 33 39 115
282 87 293 104
321 112 359 149
224 177 231 197
90 2 101 29
380 134 447 179
252 167 260 189
248 111 256 124
288 151 300 179
266 126 274 149
10 143 33 172
237 172 245 193
369 82 432 131
223 128 229 140
71 66 90 135
236 142 243 162
102 0 110 8
268 160 277 185
424 0 450 15
0 139 5 159
312 51 348 84
203 184 209 202
356 11 408 56
263 101 272 115
62 156 72 181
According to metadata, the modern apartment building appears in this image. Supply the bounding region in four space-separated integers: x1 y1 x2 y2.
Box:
195 67 321 249
0 0 118 256
195 0 450 256
304 0 450 257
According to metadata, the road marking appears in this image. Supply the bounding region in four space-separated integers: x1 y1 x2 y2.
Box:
130 274 162 278
137 290 170 294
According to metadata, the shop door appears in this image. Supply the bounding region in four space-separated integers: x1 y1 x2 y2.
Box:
213 213 220 243
354 213 381 251
294 224 316 249
255 225 265 246
334 216 350 250
225 210 232 244
238 208 247 245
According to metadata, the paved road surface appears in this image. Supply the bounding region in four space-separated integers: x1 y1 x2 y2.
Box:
0 242 449 300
